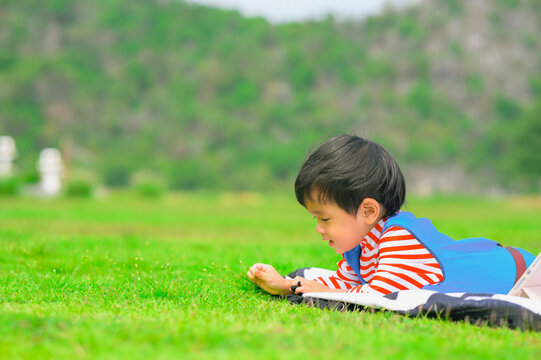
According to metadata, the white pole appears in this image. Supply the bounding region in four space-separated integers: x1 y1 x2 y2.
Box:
0 136 17 178
38 148 63 195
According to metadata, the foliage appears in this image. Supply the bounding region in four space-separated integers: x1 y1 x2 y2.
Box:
0 0 540 192
130 170 168 198
0 176 20 195
64 179 94 197
499 99 541 191
64 168 100 197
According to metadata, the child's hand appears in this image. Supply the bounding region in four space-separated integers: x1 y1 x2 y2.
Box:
247 263 289 296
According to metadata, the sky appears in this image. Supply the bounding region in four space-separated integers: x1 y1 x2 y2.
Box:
186 0 422 23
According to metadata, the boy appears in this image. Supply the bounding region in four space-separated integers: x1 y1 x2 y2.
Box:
247 135 536 297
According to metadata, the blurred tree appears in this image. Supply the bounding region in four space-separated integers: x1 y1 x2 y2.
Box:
0 0 540 192
503 99 541 191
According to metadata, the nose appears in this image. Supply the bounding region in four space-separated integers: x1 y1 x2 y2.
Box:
315 221 325 235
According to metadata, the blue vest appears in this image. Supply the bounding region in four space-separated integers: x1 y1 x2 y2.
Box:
343 211 535 294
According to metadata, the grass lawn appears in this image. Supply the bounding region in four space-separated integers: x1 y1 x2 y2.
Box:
0 192 540 359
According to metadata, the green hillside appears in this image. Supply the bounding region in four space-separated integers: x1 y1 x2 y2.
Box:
0 0 540 191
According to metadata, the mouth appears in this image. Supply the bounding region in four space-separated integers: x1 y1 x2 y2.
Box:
328 240 334 247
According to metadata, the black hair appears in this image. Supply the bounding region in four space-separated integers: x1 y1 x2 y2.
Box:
294 135 405 217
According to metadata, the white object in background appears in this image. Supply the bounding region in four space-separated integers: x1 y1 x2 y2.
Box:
38 148 63 195
0 136 17 177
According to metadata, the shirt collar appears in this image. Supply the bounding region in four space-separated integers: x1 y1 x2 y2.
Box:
363 217 387 244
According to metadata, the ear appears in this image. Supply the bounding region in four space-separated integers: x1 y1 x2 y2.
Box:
356 198 383 225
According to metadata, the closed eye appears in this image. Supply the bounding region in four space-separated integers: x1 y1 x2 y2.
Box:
312 215 330 222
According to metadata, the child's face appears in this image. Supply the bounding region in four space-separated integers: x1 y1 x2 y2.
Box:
304 196 376 255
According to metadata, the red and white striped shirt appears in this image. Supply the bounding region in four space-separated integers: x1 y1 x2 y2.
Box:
313 217 444 295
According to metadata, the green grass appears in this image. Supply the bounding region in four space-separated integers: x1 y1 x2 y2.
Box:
0 192 540 359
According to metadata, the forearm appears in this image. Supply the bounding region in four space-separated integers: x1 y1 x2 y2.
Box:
262 276 345 296
290 277 347 294
311 266 362 291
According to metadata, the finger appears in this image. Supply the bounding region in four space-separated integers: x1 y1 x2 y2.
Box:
255 267 275 279
259 264 275 272
249 274 263 287
248 271 260 283
249 269 263 281
293 279 304 294
253 278 267 290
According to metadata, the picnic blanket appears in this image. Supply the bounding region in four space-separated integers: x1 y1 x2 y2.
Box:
286 268 541 331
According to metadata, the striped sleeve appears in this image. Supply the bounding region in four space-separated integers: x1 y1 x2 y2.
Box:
346 226 443 295
312 258 363 290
